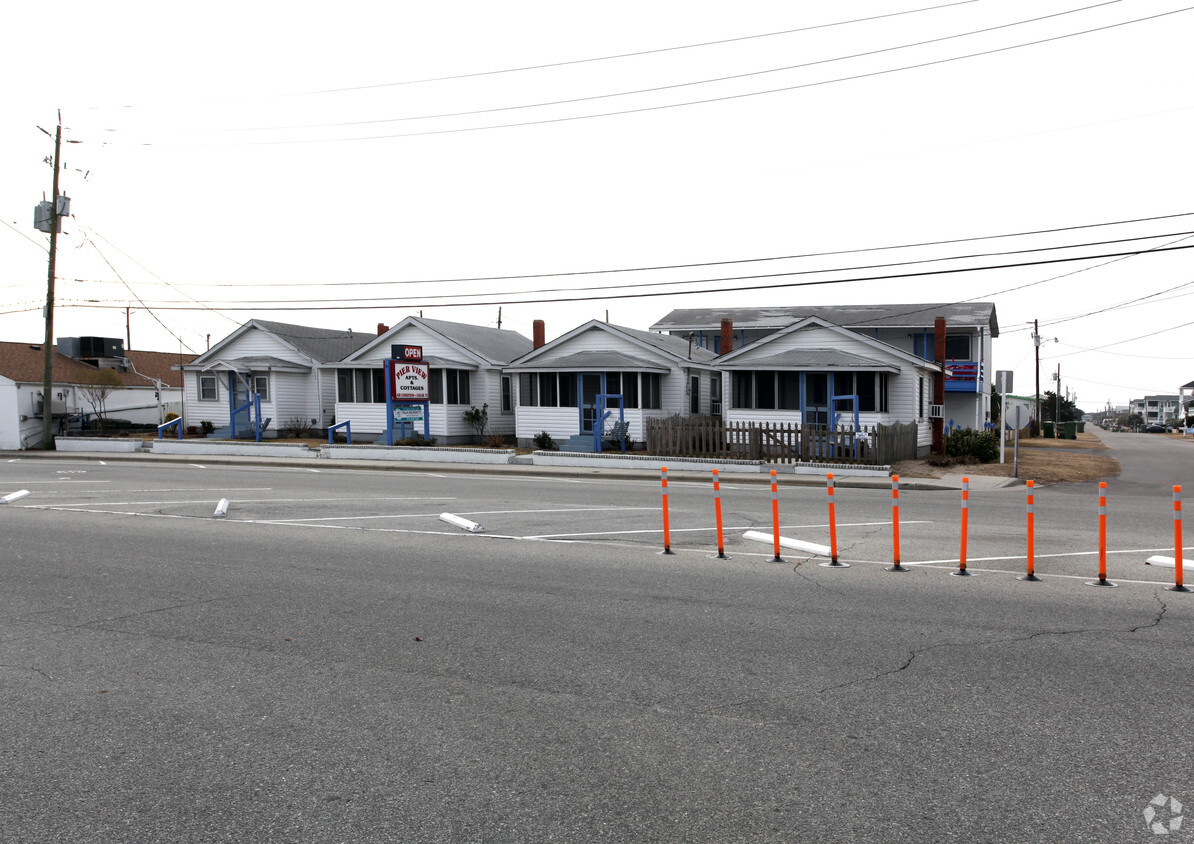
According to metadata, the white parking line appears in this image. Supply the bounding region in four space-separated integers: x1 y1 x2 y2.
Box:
525 520 931 540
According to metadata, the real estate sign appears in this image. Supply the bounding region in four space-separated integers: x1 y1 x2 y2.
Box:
390 360 429 401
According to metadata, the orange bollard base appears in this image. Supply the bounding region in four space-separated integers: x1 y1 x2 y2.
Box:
1085 577 1118 588
886 563 909 573
820 558 850 568
1017 573 1041 582
1168 583 1190 593
949 568 973 577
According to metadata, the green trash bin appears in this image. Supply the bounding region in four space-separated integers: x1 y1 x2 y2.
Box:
1064 421 1077 440
1043 421 1054 438
1076 421 1086 434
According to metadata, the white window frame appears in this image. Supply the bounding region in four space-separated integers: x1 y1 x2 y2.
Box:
199 374 218 402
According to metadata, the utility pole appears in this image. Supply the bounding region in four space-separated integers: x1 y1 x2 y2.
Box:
1033 319 1041 435
40 117 63 450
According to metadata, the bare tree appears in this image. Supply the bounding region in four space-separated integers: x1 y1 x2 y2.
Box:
79 368 124 433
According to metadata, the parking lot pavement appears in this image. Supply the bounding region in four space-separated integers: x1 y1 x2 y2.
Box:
1 458 1191 842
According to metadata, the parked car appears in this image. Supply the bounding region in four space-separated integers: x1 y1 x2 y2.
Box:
1144 423 1168 433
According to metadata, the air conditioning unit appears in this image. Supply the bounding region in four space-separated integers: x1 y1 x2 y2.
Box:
929 404 944 419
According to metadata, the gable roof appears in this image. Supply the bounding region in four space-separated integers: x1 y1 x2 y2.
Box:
347 316 533 367
507 320 717 370
717 316 936 371
650 303 999 336
187 319 372 369
0 342 191 388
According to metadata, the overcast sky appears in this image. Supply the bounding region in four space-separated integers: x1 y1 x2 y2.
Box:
3 1 1192 409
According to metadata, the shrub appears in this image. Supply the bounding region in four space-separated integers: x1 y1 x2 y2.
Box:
164 411 180 423
483 432 507 449
533 431 557 450
281 417 312 438
462 404 489 440
200 420 216 435
945 428 999 463
396 435 436 447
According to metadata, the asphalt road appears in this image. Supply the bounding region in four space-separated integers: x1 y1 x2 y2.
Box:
1 451 1191 843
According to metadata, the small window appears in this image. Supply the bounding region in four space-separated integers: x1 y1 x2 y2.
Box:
539 372 558 408
337 370 353 402
856 373 876 413
199 374 217 402
429 369 443 404
501 376 512 413
354 369 374 404
690 375 700 415
558 373 578 408
755 371 776 410
622 373 638 409
731 372 752 409
371 368 385 404
519 373 538 407
252 374 269 402
778 372 799 410
945 334 971 360
445 370 470 405
642 373 662 410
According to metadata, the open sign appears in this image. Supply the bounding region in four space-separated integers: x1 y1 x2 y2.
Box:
389 360 429 400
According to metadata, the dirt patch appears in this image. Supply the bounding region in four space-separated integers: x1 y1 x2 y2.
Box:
893 432 1120 485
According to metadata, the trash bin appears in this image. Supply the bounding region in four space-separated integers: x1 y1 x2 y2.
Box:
1064 421 1077 440
1043 421 1054 438
1076 421 1086 434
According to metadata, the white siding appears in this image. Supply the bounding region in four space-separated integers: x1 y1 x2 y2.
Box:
0 378 18 450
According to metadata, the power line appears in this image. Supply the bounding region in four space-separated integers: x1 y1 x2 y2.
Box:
269 1 981 99
114 6 1192 146
235 2 1117 132
49 243 1194 312
57 210 1194 288
86 240 197 354
60 229 1194 305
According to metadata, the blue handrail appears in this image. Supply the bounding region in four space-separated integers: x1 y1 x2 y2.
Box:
328 420 352 444
157 418 183 440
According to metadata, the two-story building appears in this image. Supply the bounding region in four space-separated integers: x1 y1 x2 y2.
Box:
650 303 998 429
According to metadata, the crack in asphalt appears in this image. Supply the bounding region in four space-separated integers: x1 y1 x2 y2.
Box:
698 590 1172 718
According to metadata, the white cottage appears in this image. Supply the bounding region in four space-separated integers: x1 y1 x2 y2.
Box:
715 316 939 456
180 320 371 438
332 316 533 444
505 320 718 450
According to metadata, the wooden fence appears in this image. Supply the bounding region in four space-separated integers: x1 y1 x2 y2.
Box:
644 418 920 465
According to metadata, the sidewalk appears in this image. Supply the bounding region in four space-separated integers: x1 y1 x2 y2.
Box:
2 448 1020 491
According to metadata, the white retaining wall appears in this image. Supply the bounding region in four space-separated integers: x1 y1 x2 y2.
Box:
320 445 515 464
56 437 145 453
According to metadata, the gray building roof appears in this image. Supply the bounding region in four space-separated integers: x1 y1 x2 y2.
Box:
650 303 999 336
509 350 668 371
415 317 533 366
253 320 374 363
717 348 899 371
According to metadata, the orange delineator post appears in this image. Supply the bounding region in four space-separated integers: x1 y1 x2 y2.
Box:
822 473 849 568
1172 485 1188 593
1020 480 1039 581
660 466 674 555
887 475 907 572
952 477 972 576
712 469 726 559
770 469 783 562
1088 481 1115 587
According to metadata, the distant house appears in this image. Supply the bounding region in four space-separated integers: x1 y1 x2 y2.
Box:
1129 394 1181 425
651 303 998 429
714 316 939 455
332 316 533 444
504 319 718 450
0 338 189 450
180 320 371 438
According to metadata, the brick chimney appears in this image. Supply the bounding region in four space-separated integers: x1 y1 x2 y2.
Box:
533 320 546 349
377 323 389 335
719 318 733 355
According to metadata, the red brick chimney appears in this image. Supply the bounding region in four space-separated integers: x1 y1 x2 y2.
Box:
377 323 389 335
720 319 733 355
533 320 546 349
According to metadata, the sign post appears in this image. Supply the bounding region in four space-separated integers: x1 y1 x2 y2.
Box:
385 345 430 445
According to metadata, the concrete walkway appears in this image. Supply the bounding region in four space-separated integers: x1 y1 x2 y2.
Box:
2 447 1020 491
